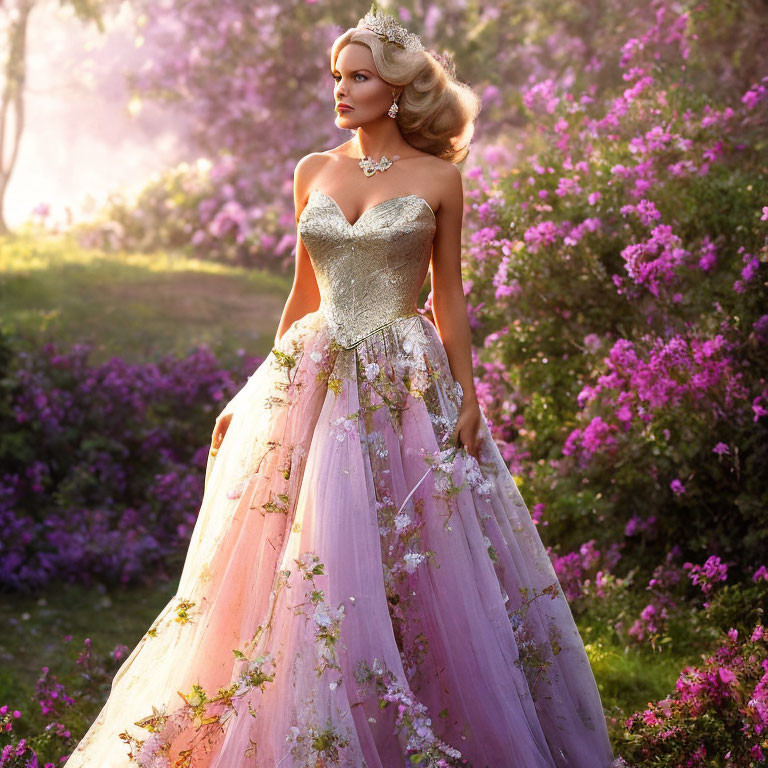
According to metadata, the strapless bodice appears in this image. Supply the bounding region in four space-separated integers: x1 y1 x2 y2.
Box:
297 190 436 349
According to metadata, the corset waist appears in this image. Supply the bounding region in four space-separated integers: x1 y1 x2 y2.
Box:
320 304 421 350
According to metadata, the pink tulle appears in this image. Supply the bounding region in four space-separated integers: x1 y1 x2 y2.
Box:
65 309 619 767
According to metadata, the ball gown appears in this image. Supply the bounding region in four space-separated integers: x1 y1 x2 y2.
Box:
64 189 625 768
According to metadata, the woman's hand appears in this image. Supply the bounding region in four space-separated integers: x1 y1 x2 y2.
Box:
449 399 484 461
210 412 233 457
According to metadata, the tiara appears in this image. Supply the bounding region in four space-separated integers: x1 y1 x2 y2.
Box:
356 10 425 53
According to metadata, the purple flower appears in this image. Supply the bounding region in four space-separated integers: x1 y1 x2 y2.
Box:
697 236 717 271
683 555 729 595
741 257 759 282
670 478 685 495
753 314 768 344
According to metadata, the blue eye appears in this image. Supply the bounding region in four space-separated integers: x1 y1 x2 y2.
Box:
332 73 367 82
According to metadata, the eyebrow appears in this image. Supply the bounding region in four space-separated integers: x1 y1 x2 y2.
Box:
331 68 373 75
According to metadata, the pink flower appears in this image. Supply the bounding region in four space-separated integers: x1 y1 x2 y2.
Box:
113 644 130 661
670 478 685 495
697 236 717 270
753 392 768 422
642 708 661 725
741 257 760 282
718 667 737 684
530 502 545 525
753 565 768 583
683 556 729 595
583 333 602 353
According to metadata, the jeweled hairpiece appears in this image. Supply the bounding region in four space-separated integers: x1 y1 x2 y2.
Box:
356 10 425 53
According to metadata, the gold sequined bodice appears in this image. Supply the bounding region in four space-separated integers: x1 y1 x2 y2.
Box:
297 190 436 349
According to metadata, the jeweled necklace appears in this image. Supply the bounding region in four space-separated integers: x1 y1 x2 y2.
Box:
358 153 400 176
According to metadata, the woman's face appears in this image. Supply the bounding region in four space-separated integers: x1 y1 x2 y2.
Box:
332 42 395 128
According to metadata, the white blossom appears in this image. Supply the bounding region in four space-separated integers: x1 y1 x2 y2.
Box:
313 606 332 627
329 415 358 443
403 552 426 573
394 511 411 530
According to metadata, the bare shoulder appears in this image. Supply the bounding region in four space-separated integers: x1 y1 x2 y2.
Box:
427 156 463 216
396 152 461 215
432 155 462 190
293 152 333 219
302 140 357 165
293 148 352 192
294 152 331 184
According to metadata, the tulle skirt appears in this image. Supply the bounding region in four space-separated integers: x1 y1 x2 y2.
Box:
65 310 619 768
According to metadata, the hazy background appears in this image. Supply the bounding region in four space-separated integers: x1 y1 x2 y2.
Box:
8 0 182 229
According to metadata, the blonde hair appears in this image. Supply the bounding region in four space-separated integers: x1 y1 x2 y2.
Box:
330 27 482 164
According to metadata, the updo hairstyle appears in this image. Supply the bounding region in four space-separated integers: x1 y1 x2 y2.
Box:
330 27 482 164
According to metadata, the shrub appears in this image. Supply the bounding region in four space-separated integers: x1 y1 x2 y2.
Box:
0 329 261 592
620 621 768 766
461 2 768 573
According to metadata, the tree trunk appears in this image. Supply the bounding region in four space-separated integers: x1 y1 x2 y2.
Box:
0 0 35 236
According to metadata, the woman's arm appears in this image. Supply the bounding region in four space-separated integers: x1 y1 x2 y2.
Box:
274 154 323 345
211 156 324 462
429 162 483 459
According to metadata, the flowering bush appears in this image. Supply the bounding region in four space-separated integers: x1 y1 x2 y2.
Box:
0 329 261 592
71 157 300 270
548 537 623 603
462 1 768 572
619 623 768 767
65 0 365 269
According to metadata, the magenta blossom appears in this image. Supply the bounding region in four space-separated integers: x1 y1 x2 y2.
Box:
683 555 729 596
670 478 685 495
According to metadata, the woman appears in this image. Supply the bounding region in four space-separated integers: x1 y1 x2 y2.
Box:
66 9 625 768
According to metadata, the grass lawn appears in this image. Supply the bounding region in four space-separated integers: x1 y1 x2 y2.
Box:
0 578 178 702
0 232 292 366
581 624 693 716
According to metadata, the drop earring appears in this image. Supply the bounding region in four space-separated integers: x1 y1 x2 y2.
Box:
388 90 399 119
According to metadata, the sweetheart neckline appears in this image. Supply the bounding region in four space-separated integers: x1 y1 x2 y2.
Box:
305 189 436 228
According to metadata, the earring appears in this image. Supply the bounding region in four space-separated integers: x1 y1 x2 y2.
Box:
388 90 399 119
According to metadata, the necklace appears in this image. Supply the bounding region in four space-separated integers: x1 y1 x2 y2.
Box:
358 153 400 177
